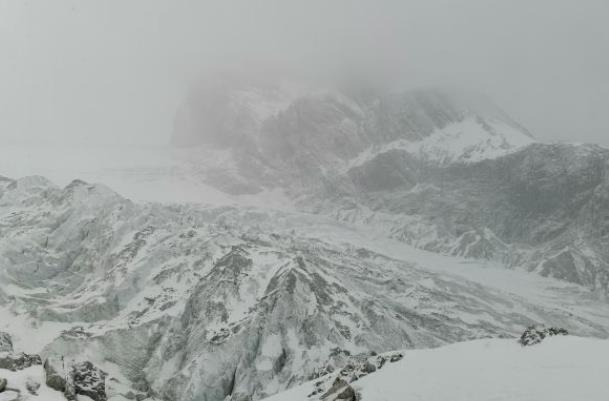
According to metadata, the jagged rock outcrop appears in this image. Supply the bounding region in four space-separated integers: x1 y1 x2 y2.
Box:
0 353 42 372
43 356 107 401
71 361 107 401
519 326 569 346
306 349 405 401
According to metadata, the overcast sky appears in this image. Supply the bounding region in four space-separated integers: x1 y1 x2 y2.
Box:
0 0 608 147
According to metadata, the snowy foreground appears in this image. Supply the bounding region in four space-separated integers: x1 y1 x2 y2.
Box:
264 336 609 401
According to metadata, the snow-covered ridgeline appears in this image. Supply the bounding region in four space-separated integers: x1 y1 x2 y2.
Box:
264 336 609 401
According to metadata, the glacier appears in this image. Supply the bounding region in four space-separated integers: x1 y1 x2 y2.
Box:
0 85 608 401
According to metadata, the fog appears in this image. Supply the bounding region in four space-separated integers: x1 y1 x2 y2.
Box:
1 0 608 147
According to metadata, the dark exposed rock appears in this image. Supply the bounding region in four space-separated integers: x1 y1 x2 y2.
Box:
0 377 7 392
44 356 108 401
44 356 67 392
60 326 93 340
519 326 569 346
0 352 42 371
72 361 108 401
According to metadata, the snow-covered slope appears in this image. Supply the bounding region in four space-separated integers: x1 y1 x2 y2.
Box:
0 175 608 401
1 82 609 401
264 336 609 401
344 116 534 170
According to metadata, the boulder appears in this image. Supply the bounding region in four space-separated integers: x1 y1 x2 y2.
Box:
0 333 13 353
72 361 108 401
44 356 67 392
44 357 108 401
0 352 42 371
0 377 7 392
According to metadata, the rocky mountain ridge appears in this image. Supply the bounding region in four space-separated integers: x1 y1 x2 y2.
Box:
171 83 609 298
1 175 608 400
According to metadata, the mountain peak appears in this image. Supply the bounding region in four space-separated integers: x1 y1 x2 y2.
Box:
171 81 536 193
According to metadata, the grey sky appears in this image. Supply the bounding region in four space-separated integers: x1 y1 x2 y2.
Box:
0 0 608 146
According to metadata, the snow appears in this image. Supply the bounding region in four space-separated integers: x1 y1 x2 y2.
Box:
0 143 294 210
264 336 609 401
345 117 535 171
0 307 75 354
257 334 284 371
0 365 66 401
262 210 609 332
0 125 608 401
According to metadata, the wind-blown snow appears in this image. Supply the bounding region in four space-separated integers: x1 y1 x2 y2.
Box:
264 336 609 401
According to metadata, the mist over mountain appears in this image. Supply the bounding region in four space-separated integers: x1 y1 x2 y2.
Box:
0 77 608 400
1 2 609 401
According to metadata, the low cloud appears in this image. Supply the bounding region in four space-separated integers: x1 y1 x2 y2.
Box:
0 0 607 146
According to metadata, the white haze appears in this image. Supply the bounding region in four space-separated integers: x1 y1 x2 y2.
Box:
0 0 608 147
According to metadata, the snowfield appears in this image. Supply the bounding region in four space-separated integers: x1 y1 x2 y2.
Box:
264 336 609 401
